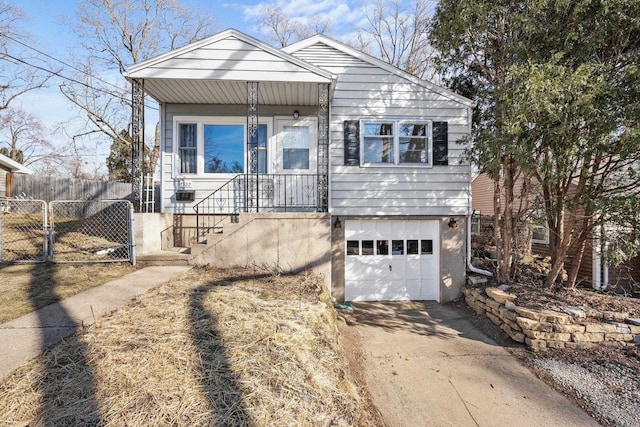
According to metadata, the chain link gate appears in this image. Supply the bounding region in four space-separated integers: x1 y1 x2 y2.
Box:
50 200 134 263
0 199 134 264
0 199 48 262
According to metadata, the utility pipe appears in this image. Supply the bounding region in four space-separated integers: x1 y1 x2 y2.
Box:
467 211 493 277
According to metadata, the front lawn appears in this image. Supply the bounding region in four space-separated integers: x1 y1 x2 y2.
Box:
0 267 379 426
0 263 136 323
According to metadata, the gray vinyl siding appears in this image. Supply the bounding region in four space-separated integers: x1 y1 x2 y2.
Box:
131 37 328 83
0 169 7 197
292 43 472 216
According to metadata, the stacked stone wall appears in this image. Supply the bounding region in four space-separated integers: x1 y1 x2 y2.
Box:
463 286 640 350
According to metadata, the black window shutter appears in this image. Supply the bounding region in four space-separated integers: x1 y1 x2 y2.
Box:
343 120 360 166
433 121 448 166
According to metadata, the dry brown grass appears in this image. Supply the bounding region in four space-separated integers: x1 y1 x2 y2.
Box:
0 263 136 323
0 267 377 426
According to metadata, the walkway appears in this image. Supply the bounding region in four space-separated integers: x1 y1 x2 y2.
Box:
0 266 191 379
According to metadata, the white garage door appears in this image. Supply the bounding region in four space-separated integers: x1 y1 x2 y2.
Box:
345 219 440 302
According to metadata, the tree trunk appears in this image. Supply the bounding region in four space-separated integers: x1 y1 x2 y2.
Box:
566 236 587 289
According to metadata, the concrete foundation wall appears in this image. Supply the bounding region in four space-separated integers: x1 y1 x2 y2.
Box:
331 215 467 303
439 216 467 303
133 213 174 255
191 213 332 284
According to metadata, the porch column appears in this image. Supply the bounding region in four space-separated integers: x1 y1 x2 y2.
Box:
131 78 145 213
246 81 259 212
317 83 329 211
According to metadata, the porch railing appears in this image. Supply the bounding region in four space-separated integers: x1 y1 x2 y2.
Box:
193 173 322 242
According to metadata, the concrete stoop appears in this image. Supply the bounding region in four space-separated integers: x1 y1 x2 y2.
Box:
138 213 331 282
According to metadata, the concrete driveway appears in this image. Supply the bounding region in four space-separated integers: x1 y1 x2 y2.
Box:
346 301 599 427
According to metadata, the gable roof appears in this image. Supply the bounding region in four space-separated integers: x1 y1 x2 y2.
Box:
126 29 334 83
0 152 33 174
283 35 474 108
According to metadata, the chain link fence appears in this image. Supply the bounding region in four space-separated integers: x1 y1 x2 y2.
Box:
0 199 134 264
50 200 134 263
0 199 48 262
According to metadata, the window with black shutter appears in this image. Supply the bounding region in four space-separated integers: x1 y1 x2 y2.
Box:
433 121 448 166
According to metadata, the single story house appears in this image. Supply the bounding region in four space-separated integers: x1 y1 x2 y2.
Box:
0 152 33 198
126 29 474 303
472 172 640 291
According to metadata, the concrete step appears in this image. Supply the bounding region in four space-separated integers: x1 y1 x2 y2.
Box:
136 249 192 266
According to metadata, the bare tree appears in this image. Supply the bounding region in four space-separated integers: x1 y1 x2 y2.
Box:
61 0 217 180
255 5 332 48
0 2 52 110
0 108 61 167
356 0 436 80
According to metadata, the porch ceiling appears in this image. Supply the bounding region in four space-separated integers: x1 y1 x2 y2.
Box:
142 79 324 106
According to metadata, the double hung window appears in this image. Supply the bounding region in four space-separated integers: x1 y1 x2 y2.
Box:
178 124 197 174
361 120 432 166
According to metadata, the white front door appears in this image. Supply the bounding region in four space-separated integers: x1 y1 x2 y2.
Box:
345 219 440 301
273 117 317 174
271 117 317 208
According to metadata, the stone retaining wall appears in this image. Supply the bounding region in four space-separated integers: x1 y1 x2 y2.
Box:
463 287 640 350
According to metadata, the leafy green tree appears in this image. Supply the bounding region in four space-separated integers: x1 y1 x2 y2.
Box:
106 129 132 181
432 0 640 288
431 1 534 283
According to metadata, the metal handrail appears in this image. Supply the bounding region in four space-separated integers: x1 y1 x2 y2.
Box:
193 174 244 241
192 173 322 242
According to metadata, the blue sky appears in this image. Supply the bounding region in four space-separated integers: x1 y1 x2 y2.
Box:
8 0 369 174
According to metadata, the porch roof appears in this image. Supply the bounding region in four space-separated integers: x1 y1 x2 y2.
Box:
125 29 335 106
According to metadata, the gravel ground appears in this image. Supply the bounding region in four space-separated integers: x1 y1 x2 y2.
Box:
532 356 640 427
456 299 640 427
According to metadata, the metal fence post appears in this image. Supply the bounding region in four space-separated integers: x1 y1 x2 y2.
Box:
129 201 136 266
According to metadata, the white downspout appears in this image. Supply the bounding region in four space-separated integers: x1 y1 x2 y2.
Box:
467 212 493 276
466 104 492 277
593 238 602 290
602 239 609 291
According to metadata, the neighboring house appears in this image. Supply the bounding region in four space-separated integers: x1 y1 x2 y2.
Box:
0 152 33 197
471 173 640 291
126 29 474 303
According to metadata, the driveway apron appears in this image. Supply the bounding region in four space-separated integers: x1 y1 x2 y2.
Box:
349 301 598 427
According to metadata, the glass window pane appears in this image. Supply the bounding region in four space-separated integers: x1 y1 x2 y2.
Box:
283 149 309 169
362 240 374 255
250 124 267 148
282 126 309 148
282 125 309 169
399 124 426 137
178 123 197 173
407 240 419 254
364 123 393 136
204 124 244 173
346 240 359 255
399 136 427 163
421 240 433 255
363 137 394 163
179 123 197 147
179 149 195 174
376 240 389 255
392 240 404 255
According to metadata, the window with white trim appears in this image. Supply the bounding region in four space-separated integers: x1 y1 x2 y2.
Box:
531 212 549 244
174 117 267 175
360 120 432 166
178 123 197 174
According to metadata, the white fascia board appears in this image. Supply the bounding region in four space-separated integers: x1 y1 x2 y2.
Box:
126 28 335 83
0 153 33 174
284 35 475 108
